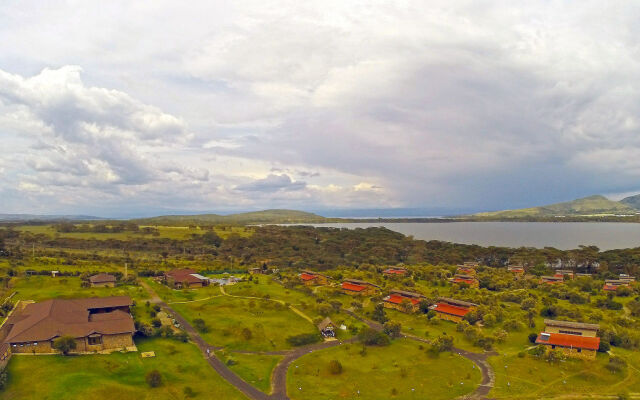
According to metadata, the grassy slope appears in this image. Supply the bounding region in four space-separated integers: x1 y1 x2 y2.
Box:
287 338 481 400
217 351 282 394
473 195 637 218
2 337 246 400
14 225 253 240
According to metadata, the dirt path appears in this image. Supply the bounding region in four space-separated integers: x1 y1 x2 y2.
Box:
141 280 495 400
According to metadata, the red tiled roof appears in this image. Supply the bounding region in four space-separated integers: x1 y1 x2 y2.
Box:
384 294 420 305
453 278 476 285
433 302 471 317
603 284 618 291
342 282 366 292
384 268 406 275
536 332 600 350
300 273 316 281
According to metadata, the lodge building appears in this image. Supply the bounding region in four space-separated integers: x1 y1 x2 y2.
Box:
1 297 136 354
430 297 478 323
535 319 600 360
382 290 425 313
341 279 380 296
298 270 330 286
383 267 408 277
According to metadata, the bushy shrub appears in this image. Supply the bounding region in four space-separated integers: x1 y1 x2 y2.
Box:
145 370 162 387
286 333 321 346
328 359 343 375
358 327 390 346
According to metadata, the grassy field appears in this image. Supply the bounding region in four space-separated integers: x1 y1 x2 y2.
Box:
14 224 253 240
287 338 481 400
217 351 282 394
1 337 247 400
171 295 318 352
489 348 640 398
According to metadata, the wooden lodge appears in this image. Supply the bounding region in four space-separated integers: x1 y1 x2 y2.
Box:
456 265 476 276
317 317 336 338
383 290 425 313
554 270 574 279
450 274 479 288
341 279 380 296
1 297 136 355
430 297 477 323
603 279 630 292
383 267 408 277
535 319 600 360
508 265 525 276
619 274 636 283
298 270 329 286
541 275 563 284
89 273 116 288
164 269 210 289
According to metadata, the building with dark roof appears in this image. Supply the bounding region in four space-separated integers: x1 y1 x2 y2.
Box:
164 269 209 289
89 273 117 288
2 297 135 354
383 267 408 277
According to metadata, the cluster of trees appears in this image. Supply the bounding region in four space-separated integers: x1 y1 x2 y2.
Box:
54 222 146 234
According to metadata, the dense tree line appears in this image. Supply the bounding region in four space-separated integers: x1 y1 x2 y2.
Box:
1 225 640 276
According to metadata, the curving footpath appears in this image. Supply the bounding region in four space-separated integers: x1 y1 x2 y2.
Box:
140 281 495 400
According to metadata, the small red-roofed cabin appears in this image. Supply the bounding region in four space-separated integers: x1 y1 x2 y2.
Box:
430 297 477 323
383 267 408 278
456 266 476 276
603 279 629 292
554 270 574 280
298 270 329 286
508 265 525 276
383 290 425 313
535 319 600 360
451 274 479 288
341 279 380 296
541 275 563 285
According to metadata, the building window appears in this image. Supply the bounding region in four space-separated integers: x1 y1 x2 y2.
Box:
88 336 102 345
551 345 555 349
577 349 582 353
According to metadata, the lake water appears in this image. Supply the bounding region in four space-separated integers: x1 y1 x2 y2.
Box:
301 222 640 251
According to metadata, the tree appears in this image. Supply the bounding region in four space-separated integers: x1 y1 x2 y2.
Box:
52 336 77 355
528 333 538 344
358 327 390 346
151 318 162 328
371 303 388 324
145 370 163 387
383 321 402 338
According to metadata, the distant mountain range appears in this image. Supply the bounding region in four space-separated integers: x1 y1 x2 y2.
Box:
5 194 640 224
469 195 640 219
0 214 104 222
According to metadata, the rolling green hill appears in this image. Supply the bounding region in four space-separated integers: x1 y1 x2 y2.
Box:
132 209 334 225
471 195 638 219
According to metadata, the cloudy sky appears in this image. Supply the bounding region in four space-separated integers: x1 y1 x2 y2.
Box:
1 1 639 217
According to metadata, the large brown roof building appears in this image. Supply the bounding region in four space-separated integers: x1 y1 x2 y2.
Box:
2 296 135 354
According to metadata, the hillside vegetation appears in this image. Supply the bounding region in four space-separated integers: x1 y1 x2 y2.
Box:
471 195 638 219
132 209 335 225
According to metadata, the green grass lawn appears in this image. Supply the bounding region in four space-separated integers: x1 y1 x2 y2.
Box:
217 351 282 394
1 337 247 400
287 338 481 400
225 280 313 305
171 296 318 352
489 348 640 399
